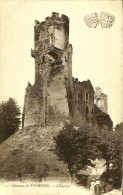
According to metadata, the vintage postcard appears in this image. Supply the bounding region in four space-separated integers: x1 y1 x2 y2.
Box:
0 0 122 195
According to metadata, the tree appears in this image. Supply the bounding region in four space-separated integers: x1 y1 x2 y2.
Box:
0 98 21 144
54 123 122 187
114 122 123 147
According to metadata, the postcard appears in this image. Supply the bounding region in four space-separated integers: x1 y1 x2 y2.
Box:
0 0 122 195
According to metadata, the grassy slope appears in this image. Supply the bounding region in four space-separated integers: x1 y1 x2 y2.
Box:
0 126 70 182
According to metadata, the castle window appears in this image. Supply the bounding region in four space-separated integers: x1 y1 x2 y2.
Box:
86 106 89 114
65 56 67 62
42 56 45 62
97 98 102 107
85 92 89 101
101 100 104 106
44 45 45 50
78 93 81 99
85 107 89 121
76 92 79 99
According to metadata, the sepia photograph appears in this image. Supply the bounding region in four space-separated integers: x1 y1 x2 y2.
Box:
0 0 122 194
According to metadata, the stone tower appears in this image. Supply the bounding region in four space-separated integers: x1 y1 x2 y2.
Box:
94 87 108 113
22 12 73 127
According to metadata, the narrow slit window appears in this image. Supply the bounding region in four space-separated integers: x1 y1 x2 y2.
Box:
42 56 45 62
85 92 89 101
65 56 67 62
86 107 89 114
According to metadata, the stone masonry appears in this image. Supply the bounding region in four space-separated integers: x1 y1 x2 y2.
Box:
22 12 72 127
22 12 113 130
94 86 108 113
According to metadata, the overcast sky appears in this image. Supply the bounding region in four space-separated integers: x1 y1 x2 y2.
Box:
0 0 122 126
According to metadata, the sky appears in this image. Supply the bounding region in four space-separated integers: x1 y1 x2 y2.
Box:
0 0 122 127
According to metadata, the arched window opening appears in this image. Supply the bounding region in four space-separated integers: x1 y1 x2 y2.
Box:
101 100 104 106
97 98 102 107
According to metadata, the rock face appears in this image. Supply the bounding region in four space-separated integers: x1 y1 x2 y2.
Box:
22 12 113 130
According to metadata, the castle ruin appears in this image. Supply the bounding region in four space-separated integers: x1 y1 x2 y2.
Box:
22 12 113 130
94 87 108 113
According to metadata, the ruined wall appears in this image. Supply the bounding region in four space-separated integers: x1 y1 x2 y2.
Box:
47 69 69 126
62 44 73 118
94 87 108 113
22 80 45 127
94 105 113 131
70 79 96 126
94 87 112 130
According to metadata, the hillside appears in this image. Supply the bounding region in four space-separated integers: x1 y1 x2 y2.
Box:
0 125 70 182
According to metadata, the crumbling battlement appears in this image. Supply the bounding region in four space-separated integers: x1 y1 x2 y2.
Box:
34 12 69 52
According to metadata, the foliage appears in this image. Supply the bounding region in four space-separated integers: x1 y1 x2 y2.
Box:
54 123 122 180
115 121 123 132
114 122 123 147
0 98 21 144
100 169 122 189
